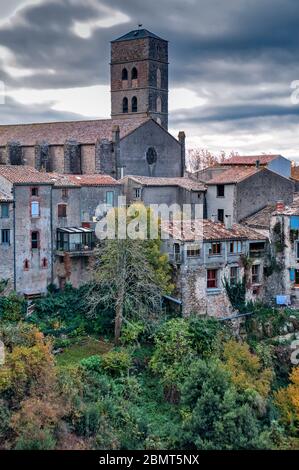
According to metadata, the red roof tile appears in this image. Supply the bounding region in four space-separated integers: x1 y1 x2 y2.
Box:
0 165 54 184
66 174 120 186
206 166 261 184
220 155 280 165
0 117 150 146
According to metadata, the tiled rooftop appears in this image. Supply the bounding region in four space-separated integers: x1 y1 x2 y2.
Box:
121 175 206 191
0 117 150 146
220 155 280 166
242 204 276 229
162 219 267 242
66 174 120 187
0 165 54 184
205 166 260 185
112 29 164 42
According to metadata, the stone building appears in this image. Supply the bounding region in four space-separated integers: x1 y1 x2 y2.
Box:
162 219 268 317
193 166 294 223
120 175 206 218
219 154 292 179
0 166 121 295
0 29 184 180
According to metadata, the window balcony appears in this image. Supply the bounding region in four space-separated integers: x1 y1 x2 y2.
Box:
56 227 95 256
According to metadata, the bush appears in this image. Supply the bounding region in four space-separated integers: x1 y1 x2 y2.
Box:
0 292 26 322
120 321 145 345
101 350 132 376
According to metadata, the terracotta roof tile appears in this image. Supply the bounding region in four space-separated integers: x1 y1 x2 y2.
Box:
0 165 54 184
121 175 206 191
0 117 150 146
242 205 276 229
220 155 280 165
206 166 261 185
66 174 120 186
162 219 267 242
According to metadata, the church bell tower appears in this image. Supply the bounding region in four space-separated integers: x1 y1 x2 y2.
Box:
110 28 168 130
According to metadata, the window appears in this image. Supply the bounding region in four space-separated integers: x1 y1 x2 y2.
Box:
157 68 161 88
42 257 48 269
58 204 67 218
210 242 221 255
218 209 224 223
296 269 299 286
217 185 225 197
62 188 68 198
24 259 29 271
106 191 114 207
135 188 141 198
132 96 138 113
229 241 242 254
296 241 299 260
31 231 39 250
230 267 239 285
1 229 10 245
207 269 218 289
252 264 260 284
146 147 157 165
131 67 138 80
187 244 200 257
122 97 128 113
1 203 9 218
122 68 128 80
31 187 39 197
31 201 40 218
156 96 162 113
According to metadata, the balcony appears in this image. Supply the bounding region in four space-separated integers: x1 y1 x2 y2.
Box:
56 227 95 257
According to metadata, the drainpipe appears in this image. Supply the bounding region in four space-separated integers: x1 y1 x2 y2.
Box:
50 186 54 285
13 185 16 291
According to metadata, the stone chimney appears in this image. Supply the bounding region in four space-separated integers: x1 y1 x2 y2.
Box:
178 131 186 177
225 214 232 230
276 200 285 213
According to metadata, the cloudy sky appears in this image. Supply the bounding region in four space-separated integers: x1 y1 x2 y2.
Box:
0 0 299 159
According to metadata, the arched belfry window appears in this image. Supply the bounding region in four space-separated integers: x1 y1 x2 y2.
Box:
123 97 128 113
157 68 161 88
132 96 138 113
131 67 138 80
156 96 162 113
122 68 128 80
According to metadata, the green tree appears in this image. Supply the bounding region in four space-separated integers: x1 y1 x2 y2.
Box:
180 359 272 450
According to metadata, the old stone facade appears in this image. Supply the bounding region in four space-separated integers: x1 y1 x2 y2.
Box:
0 166 121 295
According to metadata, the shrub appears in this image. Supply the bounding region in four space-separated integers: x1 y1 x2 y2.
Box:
101 350 132 376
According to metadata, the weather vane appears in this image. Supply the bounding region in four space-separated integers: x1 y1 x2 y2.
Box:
138 23 143 28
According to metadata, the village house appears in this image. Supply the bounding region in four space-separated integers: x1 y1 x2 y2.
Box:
120 175 207 218
0 165 121 296
191 165 293 224
219 154 292 179
162 219 268 317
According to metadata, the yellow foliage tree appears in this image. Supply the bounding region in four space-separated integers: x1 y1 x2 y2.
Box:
275 367 299 430
223 340 273 398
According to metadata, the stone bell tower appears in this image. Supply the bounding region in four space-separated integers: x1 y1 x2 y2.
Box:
110 28 168 130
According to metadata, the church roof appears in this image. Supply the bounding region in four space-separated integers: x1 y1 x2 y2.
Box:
121 175 206 192
0 117 150 147
112 29 166 42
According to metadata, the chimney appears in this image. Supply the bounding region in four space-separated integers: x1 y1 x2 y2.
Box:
256 159 260 169
276 200 285 213
178 131 186 176
225 214 232 230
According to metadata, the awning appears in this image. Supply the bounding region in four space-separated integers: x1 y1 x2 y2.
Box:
57 227 94 234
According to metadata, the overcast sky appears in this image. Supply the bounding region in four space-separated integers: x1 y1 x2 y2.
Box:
0 0 299 159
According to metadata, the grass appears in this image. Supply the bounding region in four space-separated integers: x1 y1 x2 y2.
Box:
55 336 112 367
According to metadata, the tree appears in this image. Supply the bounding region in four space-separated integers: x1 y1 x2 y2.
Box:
89 238 163 344
150 318 194 402
275 366 299 433
187 149 237 173
180 359 272 450
222 340 273 398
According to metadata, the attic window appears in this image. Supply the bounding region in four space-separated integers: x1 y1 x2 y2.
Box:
31 187 39 197
217 185 225 197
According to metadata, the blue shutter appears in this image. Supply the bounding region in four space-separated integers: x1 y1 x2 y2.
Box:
290 216 299 230
290 269 295 282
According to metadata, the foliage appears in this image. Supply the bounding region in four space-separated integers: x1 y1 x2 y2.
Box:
180 359 273 450
222 340 273 398
223 277 246 312
275 367 299 433
0 292 26 322
188 315 225 357
101 349 132 376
